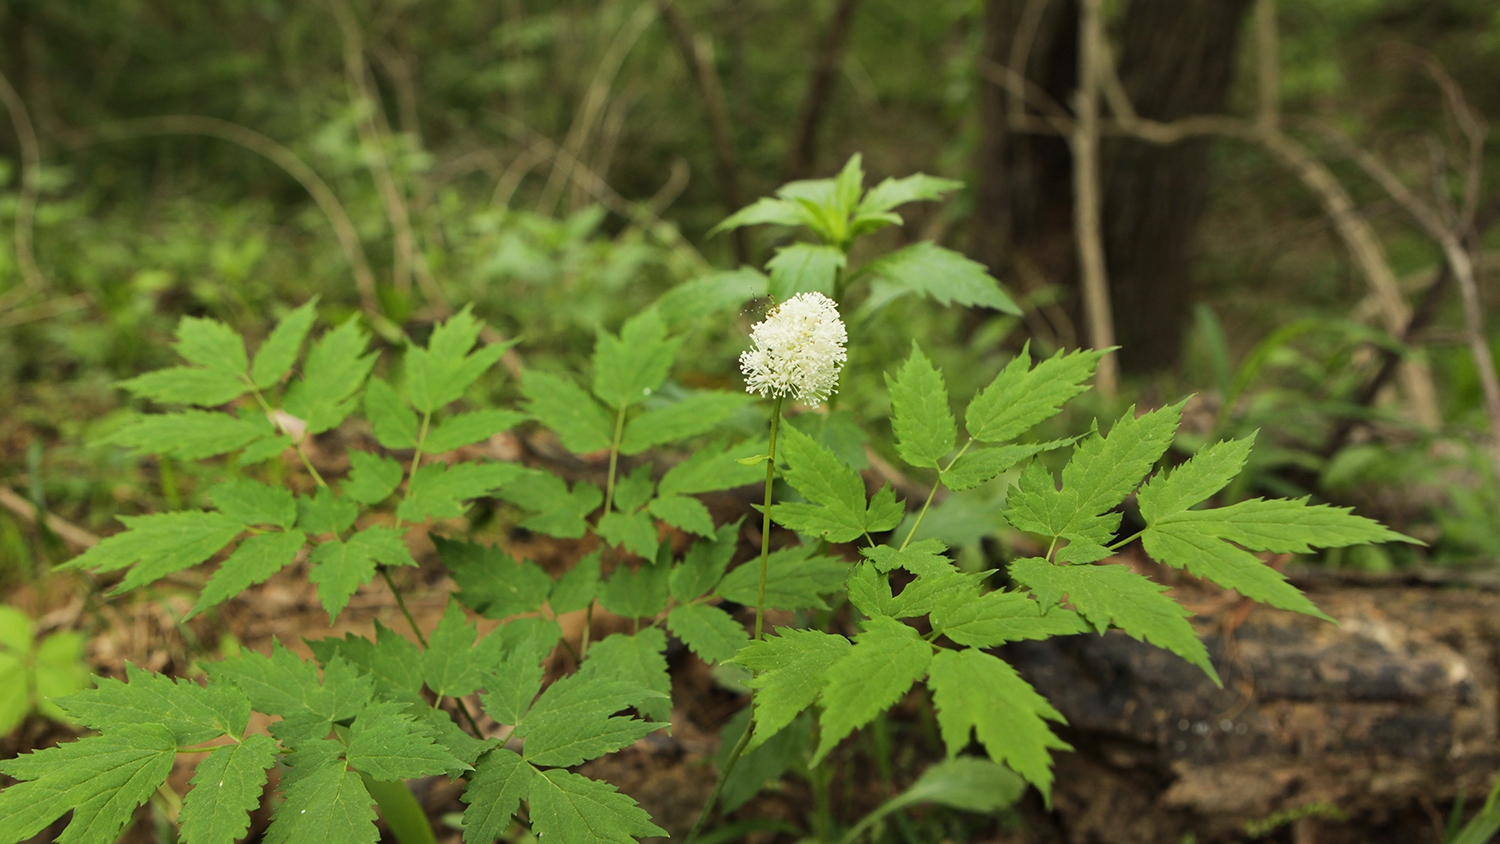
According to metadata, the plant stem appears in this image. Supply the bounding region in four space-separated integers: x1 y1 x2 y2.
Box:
381 568 429 647
603 404 629 513
684 720 755 844
755 395 784 641
402 411 432 501
898 439 972 551
247 381 328 488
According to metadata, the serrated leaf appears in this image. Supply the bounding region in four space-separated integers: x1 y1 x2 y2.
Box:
1141 523 1333 621
517 671 666 754
63 511 244 594
176 316 249 373
767 242 846 299
813 617 932 765
592 310 682 410
1137 435 1255 522
716 545 848 610
851 567 985 620
860 540 955 576
58 663 248 745
309 526 416 620
667 603 748 664
927 647 1069 799
1159 496 1417 553
1010 558 1219 684
425 410 528 453
861 242 1019 314
308 621 425 703
0 724 177 844
521 369 613 453
237 433 293 464
931 589 1090 647
857 173 963 215
461 749 534 843
708 197 814 235
346 701 467 779
178 734 278 844
251 298 319 389
576 630 672 722
549 551 602 615
404 306 511 414
619 392 755 455
966 345 1105 443
497 471 603 539
424 601 484 698
732 628 851 750
648 494 715 537
31 631 90 722
524 714 664 768
364 377 419 449
343 451 404 505
209 640 370 725
263 758 377 844
190 530 306 619
612 465 656 514
654 268 770 329
104 410 270 460
597 510 661 559
397 460 524 524
282 318 377 435
772 423 877 542
528 769 667 844
435 537 553 620
117 366 249 407
657 440 767 496
942 440 1070 491
481 650 545 727
670 520 740 601
888 343 956 468
209 478 296 528
599 561 671 619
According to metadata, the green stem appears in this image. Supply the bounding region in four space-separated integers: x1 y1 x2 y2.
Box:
603 404 629 514
684 719 755 844
898 439 972 551
755 396 785 641
1109 529 1144 551
381 568 428 647
402 412 432 501
580 603 594 660
246 381 328 488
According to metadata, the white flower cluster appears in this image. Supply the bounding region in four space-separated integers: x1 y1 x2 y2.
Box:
740 291 848 407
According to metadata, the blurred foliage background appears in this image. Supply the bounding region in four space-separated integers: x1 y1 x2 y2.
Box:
3 0 1500 575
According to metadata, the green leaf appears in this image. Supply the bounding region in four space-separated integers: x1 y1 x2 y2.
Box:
716 545 848 610
708 197 814 235
104 410 270 460
887 343 956 468
282 317 377 435
435 537 553 619
667 603 748 664
0 724 177 844
178 734 278 844
657 440 767 496
772 423 885 543
364 377 419 449
592 310 682 410
309 526 416 619
524 713 664 768
346 701 467 779
308 621 425 703
597 510 661 559
516 670 668 765
848 566 984 620
716 708 811 812
209 478 297 528
209 640 371 725
1137 435 1255 522
497 471 603 539
481 649 545 727
966 345 1106 443
31 631 91 722
190 530 306 619
942 440 1071 492
732 628 851 750
63 511 244 594
1157 496 1417 553
619 392 755 455
176 316 250 373
423 601 484 698
857 173 963 215
931 589 1090 648
612 464 656 513
648 494 715 537
425 410 529 453
58 663 248 745
549 551 602 615
461 749 534 843
251 298 319 389
236 433 293 465
404 306 512 415
1141 523 1333 621
576 630 672 722
521 369 614 453
654 268 770 329
117 366 249 407
528 769 667 844
887 757 1025 819
1010 558 1219 683
813 617 932 765
927 648 1069 799
343 451 404 505
861 242 1020 314
670 520 740 601
767 242 846 299
860 540 955 576
397 461 524 524
263 758 377 844
599 561 671 619
297 487 359 536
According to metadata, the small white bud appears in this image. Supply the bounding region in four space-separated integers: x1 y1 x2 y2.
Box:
739 292 848 407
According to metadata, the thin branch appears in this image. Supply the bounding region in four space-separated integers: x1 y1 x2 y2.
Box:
0 68 45 295
1008 0 1052 128
0 485 99 550
58 116 380 317
1255 0 1280 131
0 292 89 329
1072 0 1117 396
784 0 862 180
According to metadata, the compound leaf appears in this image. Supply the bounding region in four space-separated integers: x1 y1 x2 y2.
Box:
598 562 671 619
576 630 672 722
669 520 740 601
263 758 376 844
404 306 511 414
930 589 1090 648
251 298 319 389
104 411 269 461
549 551 602 615
709 196 813 235
732 628 851 751
966 345 1105 444
648 494 715 538
209 640 370 725
521 370 613 453
496 470 603 539
435 537 553 620
58 663 248 746
192 531 306 622
398 461 524 524
667 603 748 664
209 478 297 529
346 701 467 780
887 343 955 468
941 440 1070 492
1136 435 1255 523
63 511 244 595
528 769 666 844
423 601 484 698
461 749 534 844
117 366 248 407
857 174 962 215
178 734 278 844
657 440 766 496
813 617 931 765
597 511 661 559
342 451 404 505
716 545 848 610
620 392 755 455
364 377 419 449
1141 523 1332 621
309 526 416 620
592 310 682 410
282 317 377 435
1158 497 1416 553
296 487 359 536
